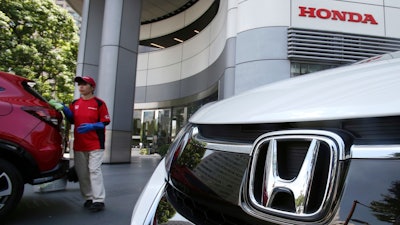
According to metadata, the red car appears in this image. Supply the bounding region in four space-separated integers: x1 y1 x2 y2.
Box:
0 71 69 217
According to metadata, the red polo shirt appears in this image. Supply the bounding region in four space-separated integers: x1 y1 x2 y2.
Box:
69 97 110 151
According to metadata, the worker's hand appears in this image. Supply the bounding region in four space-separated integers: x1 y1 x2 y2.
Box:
77 122 105 134
49 99 64 111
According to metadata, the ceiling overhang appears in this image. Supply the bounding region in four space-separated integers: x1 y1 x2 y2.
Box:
66 0 219 49
66 0 198 24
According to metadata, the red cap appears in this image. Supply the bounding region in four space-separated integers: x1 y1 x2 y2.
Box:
74 76 96 88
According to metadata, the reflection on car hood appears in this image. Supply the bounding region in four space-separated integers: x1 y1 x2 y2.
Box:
190 57 400 124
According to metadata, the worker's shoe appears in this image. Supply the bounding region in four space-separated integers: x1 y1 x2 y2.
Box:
89 202 105 212
83 200 93 209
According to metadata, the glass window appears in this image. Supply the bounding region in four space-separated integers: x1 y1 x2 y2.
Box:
142 110 156 148
132 110 142 147
171 106 187 140
291 62 338 77
132 91 218 151
155 109 171 148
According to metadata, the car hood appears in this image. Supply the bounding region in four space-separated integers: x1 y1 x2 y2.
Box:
190 57 400 124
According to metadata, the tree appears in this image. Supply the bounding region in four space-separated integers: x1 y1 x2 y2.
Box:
0 0 79 102
370 180 400 223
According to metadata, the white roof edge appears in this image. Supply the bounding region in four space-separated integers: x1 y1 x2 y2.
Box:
190 55 400 124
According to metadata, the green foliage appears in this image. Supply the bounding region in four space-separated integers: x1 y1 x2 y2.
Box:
156 197 176 224
139 148 148 155
0 0 79 102
177 139 206 169
157 144 170 157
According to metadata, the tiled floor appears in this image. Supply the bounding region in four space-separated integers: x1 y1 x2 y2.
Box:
3 151 161 225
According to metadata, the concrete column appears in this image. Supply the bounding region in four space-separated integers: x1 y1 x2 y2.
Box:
75 0 105 92
97 0 142 163
73 0 105 157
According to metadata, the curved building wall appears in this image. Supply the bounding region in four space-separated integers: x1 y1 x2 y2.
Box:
135 0 293 107
135 0 235 108
136 0 400 109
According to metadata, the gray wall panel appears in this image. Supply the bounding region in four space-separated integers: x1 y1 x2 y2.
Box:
219 67 235 99
180 72 209 97
225 37 236 68
146 81 181 102
180 39 232 97
235 60 290 94
236 27 288 64
234 27 290 95
135 86 146 102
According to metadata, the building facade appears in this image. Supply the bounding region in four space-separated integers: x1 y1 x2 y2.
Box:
69 0 400 163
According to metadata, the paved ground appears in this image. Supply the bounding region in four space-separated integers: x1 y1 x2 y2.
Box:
3 150 161 225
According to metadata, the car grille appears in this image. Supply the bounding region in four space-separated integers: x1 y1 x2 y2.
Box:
167 117 400 224
198 116 400 145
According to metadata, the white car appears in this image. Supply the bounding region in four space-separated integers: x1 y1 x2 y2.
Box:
131 51 400 225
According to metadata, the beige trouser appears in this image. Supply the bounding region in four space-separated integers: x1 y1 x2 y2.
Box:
74 150 105 203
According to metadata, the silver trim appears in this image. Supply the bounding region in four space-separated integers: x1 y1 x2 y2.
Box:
178 125 254 154
193 135 253 154
350 145 400 159
143 182 167 225
248 130 346 159
243 130 345 223
262 139 322 215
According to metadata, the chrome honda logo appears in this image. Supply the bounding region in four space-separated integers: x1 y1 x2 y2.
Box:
243 130 346 222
